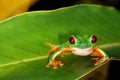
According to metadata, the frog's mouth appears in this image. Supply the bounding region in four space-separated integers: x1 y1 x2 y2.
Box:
71 47 93 56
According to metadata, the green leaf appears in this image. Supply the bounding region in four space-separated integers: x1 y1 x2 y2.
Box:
0 4 120 80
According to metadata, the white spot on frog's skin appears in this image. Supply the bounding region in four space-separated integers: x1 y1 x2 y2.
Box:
71 47 93 56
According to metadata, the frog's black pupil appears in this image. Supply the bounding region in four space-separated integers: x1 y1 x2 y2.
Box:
91 35 97 43
69 36 75 44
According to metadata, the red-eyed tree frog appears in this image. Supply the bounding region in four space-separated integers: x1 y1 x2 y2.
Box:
46 35 109 69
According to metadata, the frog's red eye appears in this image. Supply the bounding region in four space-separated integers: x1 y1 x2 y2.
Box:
69 36 75 44
91 35 97 43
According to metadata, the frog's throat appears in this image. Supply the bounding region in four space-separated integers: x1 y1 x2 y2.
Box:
71 47 93 56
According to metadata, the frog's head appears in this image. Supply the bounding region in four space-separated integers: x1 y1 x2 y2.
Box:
69 35 97 49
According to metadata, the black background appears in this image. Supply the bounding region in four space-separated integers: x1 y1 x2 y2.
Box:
29 0 120 10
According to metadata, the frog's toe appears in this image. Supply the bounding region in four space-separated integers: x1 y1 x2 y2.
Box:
56 61 64 66
53 65 58 69
94 57 108 66
46 60 64 69
92 58 99 61
59 63 64 66
46 64 51 68
46 42 58 55
52 60 63 69
63 47 71 53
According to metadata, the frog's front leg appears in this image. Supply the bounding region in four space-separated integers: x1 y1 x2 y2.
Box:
46 47 71 69
46 42 58 55
59 47 71 57
90 47 109 66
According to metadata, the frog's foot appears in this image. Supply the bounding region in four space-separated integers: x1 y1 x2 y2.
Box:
57 47 71 57
91 47 109 66
46 60 64 69
46 42 58 55
92 57 107 66
62 47 71 53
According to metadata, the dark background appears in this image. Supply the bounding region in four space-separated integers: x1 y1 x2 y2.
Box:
29 0 120 11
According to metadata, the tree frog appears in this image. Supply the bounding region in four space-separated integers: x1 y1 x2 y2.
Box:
46 35 109 69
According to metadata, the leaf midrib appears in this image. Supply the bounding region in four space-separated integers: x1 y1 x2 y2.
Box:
0 56 47 68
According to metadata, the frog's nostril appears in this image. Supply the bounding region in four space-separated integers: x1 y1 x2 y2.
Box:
80 43 87 48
